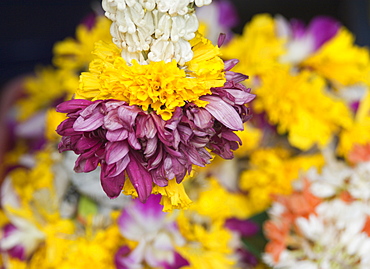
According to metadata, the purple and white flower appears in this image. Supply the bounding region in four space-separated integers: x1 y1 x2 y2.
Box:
277 15 340 64
115 194 188 269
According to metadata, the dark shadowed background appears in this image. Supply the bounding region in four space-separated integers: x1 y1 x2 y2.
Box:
0 0 369 90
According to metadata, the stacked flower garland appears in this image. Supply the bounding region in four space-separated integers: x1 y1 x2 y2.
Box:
1 0 370 268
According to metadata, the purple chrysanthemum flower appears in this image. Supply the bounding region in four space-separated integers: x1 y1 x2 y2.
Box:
56 59 254 202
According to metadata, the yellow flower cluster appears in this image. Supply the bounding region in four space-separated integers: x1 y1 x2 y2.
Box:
253 67 352 150
240 147 324 215
77 33 226 120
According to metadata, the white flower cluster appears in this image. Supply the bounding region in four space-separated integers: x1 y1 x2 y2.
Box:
263 156 370 268
102 0 212 65
265 199 370 268
308 158 370 201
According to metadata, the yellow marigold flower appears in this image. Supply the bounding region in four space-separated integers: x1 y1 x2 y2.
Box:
122 177 192 212
253 67 353 150
17 67 78 121
338 89 370 156
53 16 112 71
192 177 253 220
176 212 236 269
302 28 370 86
77 33 226 120
221 13 286 81
240 148 324 215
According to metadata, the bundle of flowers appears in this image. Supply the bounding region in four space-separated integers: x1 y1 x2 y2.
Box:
1 0 370 268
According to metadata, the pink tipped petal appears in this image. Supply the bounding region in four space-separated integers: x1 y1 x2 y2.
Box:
126 153 153 202
201 95 244 130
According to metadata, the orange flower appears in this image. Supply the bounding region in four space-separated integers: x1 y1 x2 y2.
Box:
348 143 370 164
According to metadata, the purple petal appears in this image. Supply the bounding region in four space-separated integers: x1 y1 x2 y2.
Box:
222 89 255 105
201 95 244 130
117 105 140 128
162 252 189 269
224 218 259 237
180 144 206 167
126 152 153 202
73 112 104 132
56 99 92 113
144 137 158 157
2 224 26 261
106 128 129 142
74 153 100 173
223 59 239 71
225 71 249 83
75 135 102 153
105 141 130 165
114 246 131 269
100 169 126 199
128 131 141 150
308 16 340 50
151 168 169 187
218 33 227 47
104 110 124 131
56 118 83 136
217 0 239 28
148 145 164 169
192 108 213 129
